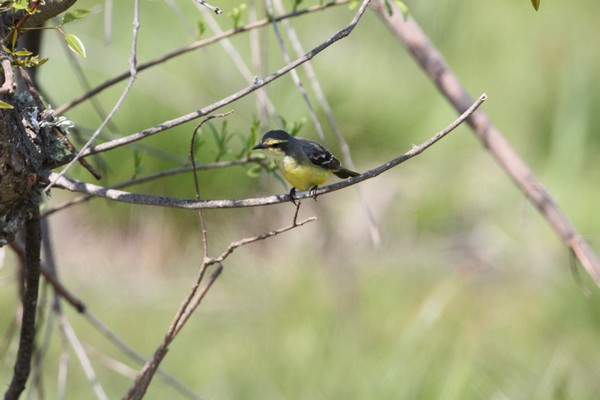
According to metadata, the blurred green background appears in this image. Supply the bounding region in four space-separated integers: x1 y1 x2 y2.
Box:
2 0 600 398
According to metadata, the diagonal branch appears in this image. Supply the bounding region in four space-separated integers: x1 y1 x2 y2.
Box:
47 93 487 210
372 0 600 286
39 159 262 218
125 208 316 399
68 0 372 159
55 0 349 116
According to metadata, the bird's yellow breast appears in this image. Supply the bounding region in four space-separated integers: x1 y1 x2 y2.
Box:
277 155 332 190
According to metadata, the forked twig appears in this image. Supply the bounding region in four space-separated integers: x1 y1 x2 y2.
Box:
209 215 316 268
123 104 321 397
124 214 315 398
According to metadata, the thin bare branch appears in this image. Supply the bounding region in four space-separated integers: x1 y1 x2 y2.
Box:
209 216 317 267
59 315 109 400
190 112 235 200
104 0 113 44
372 0 600 286
125 264 222 400
192 0 222 14
47 93 487 209
58 344 69 400
196 3 277 116
11 234 198 396
82 312 201 399
55 0 349 116
40 159 260 218
265 0 325 141
248 0 270 124
68 0 369 159
10 239 86 312
126 205 317 398
189 112 234 270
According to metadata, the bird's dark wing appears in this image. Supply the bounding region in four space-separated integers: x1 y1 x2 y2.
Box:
300 140 342 171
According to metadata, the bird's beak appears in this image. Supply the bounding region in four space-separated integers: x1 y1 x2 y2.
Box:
252 142 265 150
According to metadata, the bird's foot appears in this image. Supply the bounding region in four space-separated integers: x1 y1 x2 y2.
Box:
309 186 319 202
289 188 298 206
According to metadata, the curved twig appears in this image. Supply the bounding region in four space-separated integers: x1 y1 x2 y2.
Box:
47 94 487 209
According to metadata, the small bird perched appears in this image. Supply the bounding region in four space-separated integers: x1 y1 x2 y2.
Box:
252 129 359 203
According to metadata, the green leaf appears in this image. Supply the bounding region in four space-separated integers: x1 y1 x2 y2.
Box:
285 117 306 136
61 9 91 25
0 100 14 109
197 20 206 38
227 3 247 29
11 0 30 11
292 0 303 12
246 164 263 178
393 0 410 20
30 56 48 67
13 49 32 57
64 34 86 58
251 152 267 160
531 0 540 11
131 150 144 179
384 0 393 16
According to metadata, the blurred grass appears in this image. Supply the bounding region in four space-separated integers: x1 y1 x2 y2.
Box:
2 0 600 398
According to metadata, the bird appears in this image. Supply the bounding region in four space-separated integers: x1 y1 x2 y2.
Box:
252 129 359 203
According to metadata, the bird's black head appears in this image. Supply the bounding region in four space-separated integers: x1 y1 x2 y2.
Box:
252 130 293 150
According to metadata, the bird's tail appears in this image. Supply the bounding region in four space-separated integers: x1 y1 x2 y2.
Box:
334 167 360 179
